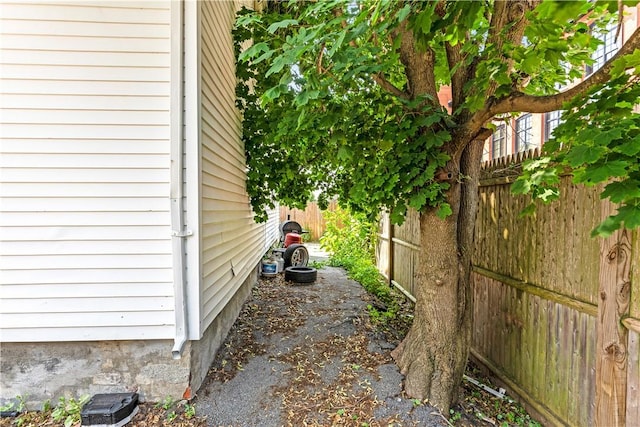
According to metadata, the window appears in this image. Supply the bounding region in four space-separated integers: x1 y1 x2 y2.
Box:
586 22 619 76
545 110 562 141
491 124 507 159
482 140 491 162
515 113 534 152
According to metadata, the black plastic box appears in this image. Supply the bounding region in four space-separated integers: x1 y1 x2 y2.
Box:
81 393 138 426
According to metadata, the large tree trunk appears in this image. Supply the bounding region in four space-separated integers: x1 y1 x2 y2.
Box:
392 140 484 413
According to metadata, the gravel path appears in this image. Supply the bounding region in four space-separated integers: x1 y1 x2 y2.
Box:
194 264 449 427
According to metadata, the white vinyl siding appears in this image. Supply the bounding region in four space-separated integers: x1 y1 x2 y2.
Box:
264 205 279 252
0 1 173 341
196 0 275 333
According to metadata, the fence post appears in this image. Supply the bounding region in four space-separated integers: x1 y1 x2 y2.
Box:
388 216 394 286
596 202 632 426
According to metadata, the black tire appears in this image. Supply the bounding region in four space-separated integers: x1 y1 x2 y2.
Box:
283 244 309 268
284 266 317 283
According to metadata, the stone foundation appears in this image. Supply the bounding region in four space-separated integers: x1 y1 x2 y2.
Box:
0 263 259 408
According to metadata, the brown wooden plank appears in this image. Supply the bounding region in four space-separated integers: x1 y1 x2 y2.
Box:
595 206 632 426
558 304 571 419
586 313 597 426
567 309 579 423
626 330 640 425
544 300 559 414
523 291 534 398
531 295 543 400
631 229 640 319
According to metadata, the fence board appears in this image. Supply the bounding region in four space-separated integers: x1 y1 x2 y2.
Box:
376 150 637 426
627 330 640 425
596 222 632 426
279 200 337 241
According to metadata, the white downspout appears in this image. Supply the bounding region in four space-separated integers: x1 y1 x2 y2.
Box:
171 0 189 359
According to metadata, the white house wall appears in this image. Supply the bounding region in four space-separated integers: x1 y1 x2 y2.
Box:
0 1 174 341
195 0 277 334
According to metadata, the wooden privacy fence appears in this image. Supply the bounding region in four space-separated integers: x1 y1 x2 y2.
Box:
279 200 338 241
377 150 639 426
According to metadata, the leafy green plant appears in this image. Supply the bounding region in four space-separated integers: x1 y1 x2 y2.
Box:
321 207 397 322
513 55 640 237
1 394 28 413
309 260 327 269
184 403 196 419
155 396 176 411
51 395 90 427
449 409 462 422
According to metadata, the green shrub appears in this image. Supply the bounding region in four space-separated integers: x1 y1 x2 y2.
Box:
321 207 377 263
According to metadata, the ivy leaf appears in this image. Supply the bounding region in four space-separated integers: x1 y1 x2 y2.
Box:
591 215 622 237
239 42 269 61
327 31 347 57
511 177 532 195
436 203 452 219
618 203 640 229
518 202 537 218
613 134 640 156
594 128 623 145
397 4 411 22
566 145 607 167
261 85 282 103
582 160 629 183
267 19 299 34
601 179 640 203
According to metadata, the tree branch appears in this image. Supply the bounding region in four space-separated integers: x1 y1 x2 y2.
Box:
446 41 466 112
396 20 439 103
448 0 539 157
335 6 410 101
484 0 540 100
372 73 411 100
489 26 640 115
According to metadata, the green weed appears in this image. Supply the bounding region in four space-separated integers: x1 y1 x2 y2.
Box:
51 395 90 427
184 403 196 419
155 396 176 410
309 260 327 269
0 394 28 413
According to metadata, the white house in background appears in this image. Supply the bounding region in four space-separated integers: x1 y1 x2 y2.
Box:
0 0 278 404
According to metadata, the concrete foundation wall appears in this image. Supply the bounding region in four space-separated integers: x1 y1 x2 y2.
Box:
0 340 190 408
189 264 259 393
0 264 259 408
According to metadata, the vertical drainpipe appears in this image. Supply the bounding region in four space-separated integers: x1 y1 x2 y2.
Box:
171 0 190 360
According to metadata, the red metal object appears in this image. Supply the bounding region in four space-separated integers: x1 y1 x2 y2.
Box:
284 232 302 247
